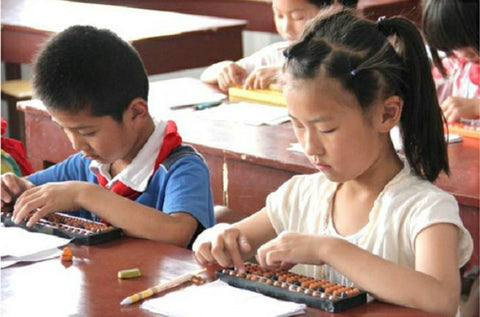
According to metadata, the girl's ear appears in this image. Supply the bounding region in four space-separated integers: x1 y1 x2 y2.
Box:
126 97 149 121
378 95 403 132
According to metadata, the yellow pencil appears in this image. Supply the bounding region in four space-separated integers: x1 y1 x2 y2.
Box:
120 268 207 305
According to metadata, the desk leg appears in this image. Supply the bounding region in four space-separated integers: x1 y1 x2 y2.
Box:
4 63 21 80
200 153 224 206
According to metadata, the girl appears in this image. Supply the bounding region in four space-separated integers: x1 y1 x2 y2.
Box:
200 0 357 92
423 0 480 123
193 9 473 315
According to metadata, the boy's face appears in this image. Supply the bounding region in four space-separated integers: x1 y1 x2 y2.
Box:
272 0 321 43
48 108 137 165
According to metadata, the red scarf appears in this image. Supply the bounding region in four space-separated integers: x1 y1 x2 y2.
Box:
96 120 182 200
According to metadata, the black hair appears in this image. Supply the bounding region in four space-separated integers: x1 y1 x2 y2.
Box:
33 25 149 122
423 0 479 76
308 0 358 8
284 9 449 182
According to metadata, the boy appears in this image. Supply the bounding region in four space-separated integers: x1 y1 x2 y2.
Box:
0 25 214 248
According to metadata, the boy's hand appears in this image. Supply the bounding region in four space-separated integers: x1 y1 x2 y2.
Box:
193 223 252 271
217 63 248 92
441 97 480 123
12 181 86 227
243 66 281 90
1 173 34 211
256 232 324 270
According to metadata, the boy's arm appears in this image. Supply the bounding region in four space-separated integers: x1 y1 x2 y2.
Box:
11 180 198 247
81 156 213 247
77 185 200 247
13 155 211 247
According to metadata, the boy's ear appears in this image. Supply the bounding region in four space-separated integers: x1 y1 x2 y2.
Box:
378 95 403 132
126 97 149 121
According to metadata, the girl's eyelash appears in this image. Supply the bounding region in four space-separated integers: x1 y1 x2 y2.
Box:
320 128 336 134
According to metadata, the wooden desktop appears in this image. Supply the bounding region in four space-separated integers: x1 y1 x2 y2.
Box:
1 0 246 79
1 237 444 316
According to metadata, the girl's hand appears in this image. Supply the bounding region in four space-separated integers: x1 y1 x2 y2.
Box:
217 63 248 92
441 97 480 122
1 173 34 211
193 223 252 271
12 181 88 227
243 66 281 90
256 232 325 270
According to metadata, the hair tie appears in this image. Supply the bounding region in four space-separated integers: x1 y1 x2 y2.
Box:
377 16 386 23
376 16 394 37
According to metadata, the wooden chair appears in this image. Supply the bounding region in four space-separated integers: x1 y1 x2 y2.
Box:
1 79 33 143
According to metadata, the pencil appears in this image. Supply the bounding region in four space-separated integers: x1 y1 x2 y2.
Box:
120 268 207 305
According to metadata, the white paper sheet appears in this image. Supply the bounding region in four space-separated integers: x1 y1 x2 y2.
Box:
148 77 226 117
0 225 71 268
141 279 306 317
190 102 289 126
1 248 62 268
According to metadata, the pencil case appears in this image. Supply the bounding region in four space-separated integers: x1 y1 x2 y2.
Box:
216 262 367 313
0 211 122 245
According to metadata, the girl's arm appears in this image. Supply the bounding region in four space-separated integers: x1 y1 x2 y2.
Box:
257 223 461 316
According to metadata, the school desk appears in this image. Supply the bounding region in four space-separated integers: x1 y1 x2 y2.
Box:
74 0 276 32
71 0 421 33
17 95 480 272
0 236 444 316
1 0 246 79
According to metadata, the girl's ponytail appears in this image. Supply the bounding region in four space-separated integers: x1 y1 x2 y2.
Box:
376 17 449 181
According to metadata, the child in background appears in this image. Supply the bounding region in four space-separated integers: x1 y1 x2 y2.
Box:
200 0 357 92
423 0 480 123
1 118 33 176
0 25 214 248
194 9 472 315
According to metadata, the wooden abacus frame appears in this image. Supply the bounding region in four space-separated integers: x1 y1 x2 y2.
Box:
216 263 367 313
1 211 122 245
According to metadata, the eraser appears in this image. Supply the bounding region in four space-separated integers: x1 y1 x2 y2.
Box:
118 268 142 279
60 246 73 262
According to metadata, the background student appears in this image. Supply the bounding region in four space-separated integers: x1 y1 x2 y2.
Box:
193 9 472 315
0 25 214 248
423 0 480 123
200 0 358 92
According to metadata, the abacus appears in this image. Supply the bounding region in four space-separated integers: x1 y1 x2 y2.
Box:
447 122 480 139
1 211 122 245
217 263 367 313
